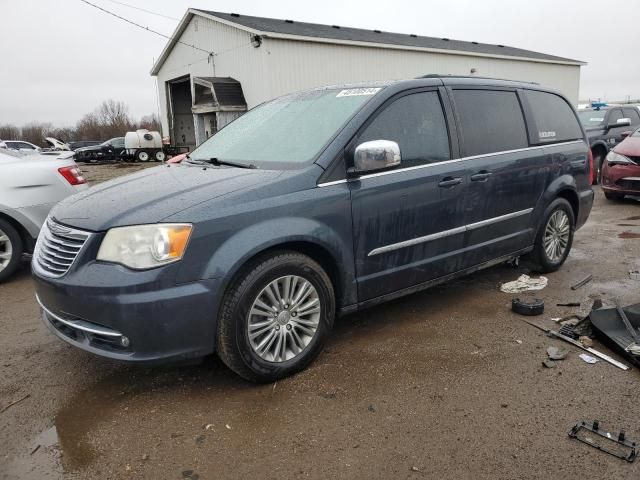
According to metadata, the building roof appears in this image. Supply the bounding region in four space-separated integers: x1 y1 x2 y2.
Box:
151 9 584 75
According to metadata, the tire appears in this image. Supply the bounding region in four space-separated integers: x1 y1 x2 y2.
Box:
154 150 166 162
593 150 606 185
217 251 335 382
604 192 625 201
528 198 575 273
136 150 150 162
0 219 23 283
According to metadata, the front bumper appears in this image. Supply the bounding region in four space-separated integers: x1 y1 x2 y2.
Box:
33 262 222 363
602 164 640 195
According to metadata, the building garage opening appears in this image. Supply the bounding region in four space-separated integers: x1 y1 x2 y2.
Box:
168 77 196 151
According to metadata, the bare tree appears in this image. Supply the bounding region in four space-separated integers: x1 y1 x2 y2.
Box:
10 100 161 145
96 99 133 138
20 122 53 147
0 124 20 140
137 113 161 132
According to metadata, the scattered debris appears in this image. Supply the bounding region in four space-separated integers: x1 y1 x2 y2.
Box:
515 339 523 345
0 393 30 414
542 359 557 368
204 424 214 431
579 336 593 348
579 353 598 364
511 298 545 316
559 324 578 339
225 424 232 430
571 274 593 290
367 404 376 412
30 445 40 455
569 420 637 463
520 318 629 370
591 298 603 311
556 315 582 326
500 275 548 293
630 271 640 280
547 346 569 360
142 453 149 461
410 466 420 472
557 302 581 307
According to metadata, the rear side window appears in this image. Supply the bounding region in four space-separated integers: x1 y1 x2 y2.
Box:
524 90 583 144
608 109 623 124
623 108 640 124
358 91 450 167
452 90 528 156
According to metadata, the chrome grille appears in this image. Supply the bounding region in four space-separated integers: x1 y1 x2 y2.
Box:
35 220 91 277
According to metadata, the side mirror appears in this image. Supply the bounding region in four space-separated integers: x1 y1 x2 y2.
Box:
622 131 632 139
352 140 401 174
608 118 631 129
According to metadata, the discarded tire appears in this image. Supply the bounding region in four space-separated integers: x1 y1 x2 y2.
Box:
512 298 545 316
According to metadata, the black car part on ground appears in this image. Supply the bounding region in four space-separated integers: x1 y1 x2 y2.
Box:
512 298 544 316
569 420 637 463
590 303 640 366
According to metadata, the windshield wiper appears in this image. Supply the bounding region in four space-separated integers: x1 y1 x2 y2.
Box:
186 155 256 169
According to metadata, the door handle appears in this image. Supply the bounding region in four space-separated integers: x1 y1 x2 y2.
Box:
438 177 463 188
470 171 493 182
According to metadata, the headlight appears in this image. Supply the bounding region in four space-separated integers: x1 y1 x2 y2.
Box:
606 151 633 166
97 224 192 269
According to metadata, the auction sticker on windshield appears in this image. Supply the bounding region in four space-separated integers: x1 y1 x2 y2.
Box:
336 88 381 97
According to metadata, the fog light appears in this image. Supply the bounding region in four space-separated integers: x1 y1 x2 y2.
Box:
120 336 130 347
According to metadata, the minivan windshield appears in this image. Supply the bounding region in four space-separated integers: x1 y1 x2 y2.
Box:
578 109 607 128
188 88 380 168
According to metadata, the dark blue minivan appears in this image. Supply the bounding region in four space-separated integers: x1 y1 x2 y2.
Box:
33 76 594 381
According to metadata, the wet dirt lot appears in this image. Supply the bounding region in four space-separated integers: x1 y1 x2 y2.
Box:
1 164 640 479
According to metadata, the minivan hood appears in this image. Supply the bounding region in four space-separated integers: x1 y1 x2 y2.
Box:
52 164 283 231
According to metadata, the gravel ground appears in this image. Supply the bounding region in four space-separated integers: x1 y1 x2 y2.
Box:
1 163 639 479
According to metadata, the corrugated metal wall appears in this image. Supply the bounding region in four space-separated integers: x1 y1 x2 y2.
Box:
156 15 580 141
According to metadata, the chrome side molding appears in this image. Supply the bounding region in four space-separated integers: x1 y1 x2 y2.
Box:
368 208 533 257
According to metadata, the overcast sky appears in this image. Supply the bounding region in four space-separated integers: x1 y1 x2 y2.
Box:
1 0 638 126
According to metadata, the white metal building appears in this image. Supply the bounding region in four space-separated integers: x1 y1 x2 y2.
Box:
151 9 584 150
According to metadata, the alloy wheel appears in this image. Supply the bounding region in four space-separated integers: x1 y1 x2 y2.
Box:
247 275 321 363
543 210 570 262
0 227 13 273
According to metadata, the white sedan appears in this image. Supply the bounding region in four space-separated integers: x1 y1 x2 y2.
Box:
0 149 88 282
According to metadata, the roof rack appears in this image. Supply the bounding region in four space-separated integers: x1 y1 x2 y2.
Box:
416 74 539 85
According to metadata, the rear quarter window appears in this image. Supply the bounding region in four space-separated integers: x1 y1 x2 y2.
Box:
524 90 583 144
452 89 528 156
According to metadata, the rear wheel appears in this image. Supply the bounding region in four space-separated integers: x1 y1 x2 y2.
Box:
0 219 23 283
136 150 150 162
217 251 335 382
528 198 575 273
154 150 166 162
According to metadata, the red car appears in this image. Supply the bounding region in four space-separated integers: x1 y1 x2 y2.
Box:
601 127 640 200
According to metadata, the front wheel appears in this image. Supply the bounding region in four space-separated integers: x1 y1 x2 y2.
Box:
217 251 335 382
593 151 605 185
528 198 575 273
